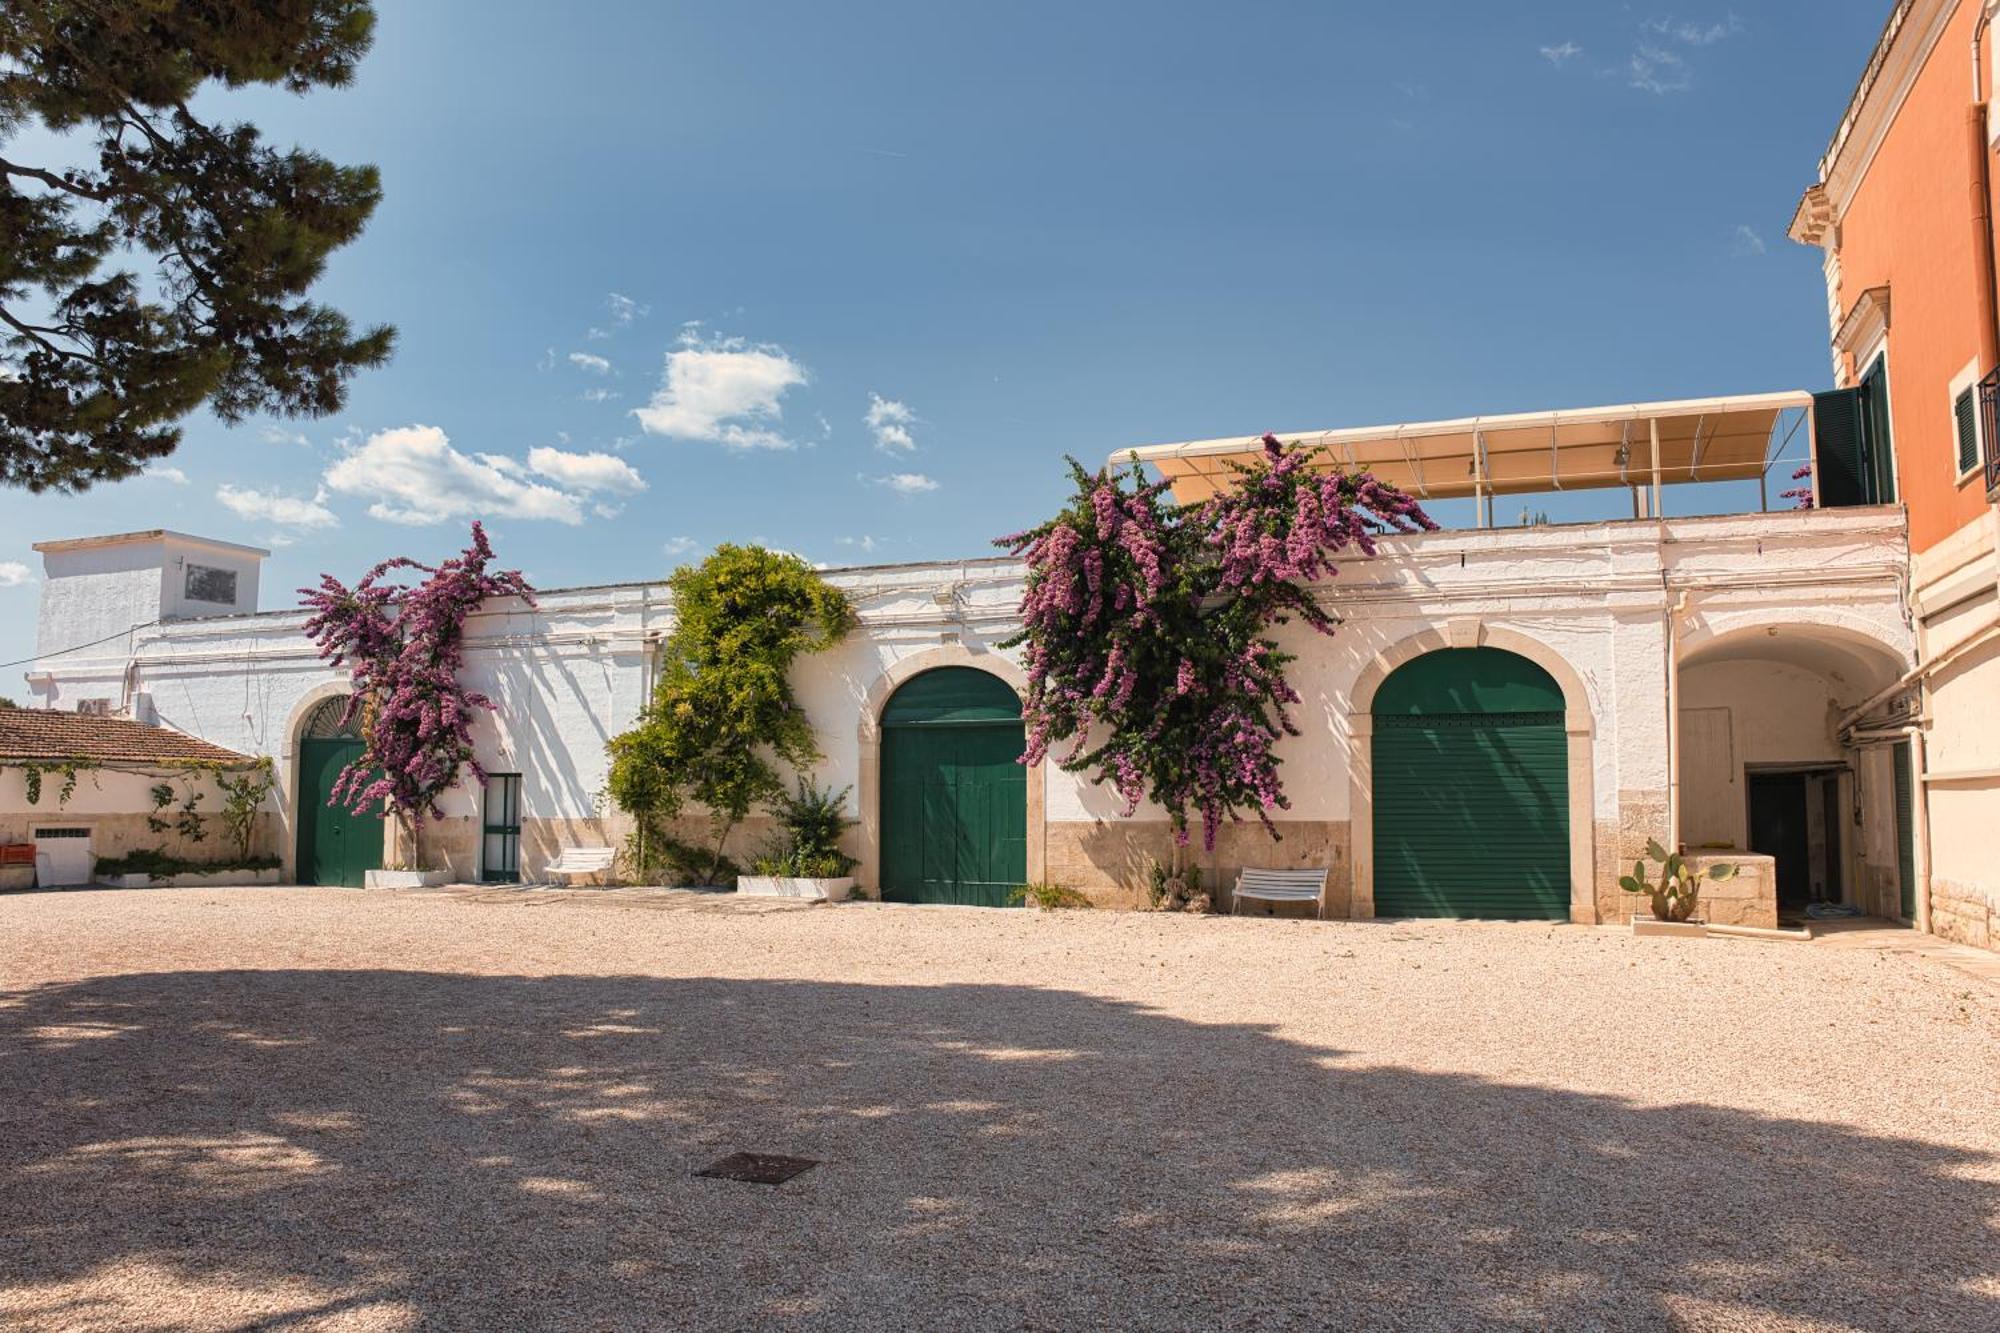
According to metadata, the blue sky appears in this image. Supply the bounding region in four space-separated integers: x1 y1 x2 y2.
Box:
2 2 1891 673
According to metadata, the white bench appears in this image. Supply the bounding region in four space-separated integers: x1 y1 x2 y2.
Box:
544 846 616 886
1233 867 1330 918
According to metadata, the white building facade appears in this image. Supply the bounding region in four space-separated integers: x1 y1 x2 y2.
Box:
22 503 1916 923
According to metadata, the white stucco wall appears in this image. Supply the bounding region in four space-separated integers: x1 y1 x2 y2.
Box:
1677 659 1846 851
20 508 1915 891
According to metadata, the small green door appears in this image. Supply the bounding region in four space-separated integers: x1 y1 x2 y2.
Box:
297 738 384 887
1373 649 1570 920
1892 741 1916 920
880 668 1027 907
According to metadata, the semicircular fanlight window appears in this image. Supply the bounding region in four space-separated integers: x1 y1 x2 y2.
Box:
301 696 362 740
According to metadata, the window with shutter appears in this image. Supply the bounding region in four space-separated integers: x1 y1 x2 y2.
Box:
1956 385 1979 478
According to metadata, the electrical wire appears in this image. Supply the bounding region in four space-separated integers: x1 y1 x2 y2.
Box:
0 620 158 673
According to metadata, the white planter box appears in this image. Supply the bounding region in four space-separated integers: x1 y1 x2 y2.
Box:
365 869 451 889
736 875 856 902
1631 918 1708 938
94 868 284 890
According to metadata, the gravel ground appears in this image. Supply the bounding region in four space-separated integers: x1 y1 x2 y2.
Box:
3 887 1998 1333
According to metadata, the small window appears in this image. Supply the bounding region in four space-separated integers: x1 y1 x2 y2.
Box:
1955 384 1980 479
185 564 238 605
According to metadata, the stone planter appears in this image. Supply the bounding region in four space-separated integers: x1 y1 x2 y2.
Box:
737 875 856 902
1631 917 1708 938
365 869 451 889
95 868 284 890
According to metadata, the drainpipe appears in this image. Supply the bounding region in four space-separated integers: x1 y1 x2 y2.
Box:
1909 715 1935 933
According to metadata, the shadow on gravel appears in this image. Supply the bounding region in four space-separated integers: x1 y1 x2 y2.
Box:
0 970 1992 1330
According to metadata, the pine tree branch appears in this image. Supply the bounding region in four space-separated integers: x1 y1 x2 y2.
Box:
0 158 108 202
0 305 105 367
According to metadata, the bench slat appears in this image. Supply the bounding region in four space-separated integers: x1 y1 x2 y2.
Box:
1233 867 1330 918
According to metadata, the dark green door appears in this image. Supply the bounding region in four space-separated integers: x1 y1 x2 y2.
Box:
297 738 384 887
1892 742 1916 920
880 668 1027 907
1373 649 1570 920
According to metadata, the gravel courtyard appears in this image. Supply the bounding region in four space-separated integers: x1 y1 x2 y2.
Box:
3 888 1997 1332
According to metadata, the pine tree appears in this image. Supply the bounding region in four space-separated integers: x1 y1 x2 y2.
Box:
0 1 393 491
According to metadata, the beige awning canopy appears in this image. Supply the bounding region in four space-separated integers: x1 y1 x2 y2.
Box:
1113 391 1814 507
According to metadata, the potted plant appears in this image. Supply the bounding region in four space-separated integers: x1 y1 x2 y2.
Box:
1620 839 1736 934
738 779 859 902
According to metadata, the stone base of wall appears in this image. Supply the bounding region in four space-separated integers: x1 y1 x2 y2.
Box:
0 811 283 873
1044 819 1351 916
1595 791 1669 924
1929 877 1994 951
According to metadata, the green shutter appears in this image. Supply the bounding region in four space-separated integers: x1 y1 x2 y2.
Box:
1373 649 1570 921
1892 741 1916 920
1813 387 1869 508
1956 387 1980 477
881 668 1026 907
1860 356 1896 503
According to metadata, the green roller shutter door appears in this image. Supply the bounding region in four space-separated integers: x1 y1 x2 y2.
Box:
880 668 1027 907
1372 649 1570 920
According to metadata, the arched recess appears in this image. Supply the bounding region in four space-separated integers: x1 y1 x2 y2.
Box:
284 682 383 887
857 646 1044 897
1347 623 1597 922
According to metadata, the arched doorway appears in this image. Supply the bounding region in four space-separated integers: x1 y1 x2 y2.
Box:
1372 648 1570 919
879 667 1027 906
295 697 384 887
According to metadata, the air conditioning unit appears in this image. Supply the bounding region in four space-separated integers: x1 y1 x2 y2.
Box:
74 698 114 716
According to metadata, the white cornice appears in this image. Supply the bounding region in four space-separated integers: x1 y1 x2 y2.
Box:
1806 0 1958 232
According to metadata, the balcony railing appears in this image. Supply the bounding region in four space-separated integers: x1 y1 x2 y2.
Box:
1981 367 2000 500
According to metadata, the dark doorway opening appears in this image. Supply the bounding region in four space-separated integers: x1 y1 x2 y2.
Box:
1747 768 1845 913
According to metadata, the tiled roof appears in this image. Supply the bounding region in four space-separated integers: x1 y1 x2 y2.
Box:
0 709 254 765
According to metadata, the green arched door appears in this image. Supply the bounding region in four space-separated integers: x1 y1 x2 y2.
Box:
295 698 385 888
1372 648 1570 920
880 668 1027 907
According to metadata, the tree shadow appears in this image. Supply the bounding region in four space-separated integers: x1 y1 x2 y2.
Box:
1 969 1992 1329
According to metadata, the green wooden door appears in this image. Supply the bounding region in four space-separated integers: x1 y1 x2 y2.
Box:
1372 649 1570 920
1893 741 1916 920
297 738 384 887
880 668 1027 907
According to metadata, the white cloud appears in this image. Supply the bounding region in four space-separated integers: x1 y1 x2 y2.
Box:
864 393 918 452
838 535 881 554
0 561 34 587
143 464 189 485
568 351 612 375
607 292 647 326
526 445 646 494
582 387 619 403
258 425 311 448
1540 41 1583 65
1731 224 1767 257
1645 14 1742 46
633 331 809 450
662 536 698 557
215 483 339 531
1628 45 1691 94
323 425 587 526
537 347 557 372
866 471 939 495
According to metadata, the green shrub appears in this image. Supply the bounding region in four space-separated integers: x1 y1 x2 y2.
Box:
750 779 858 879
1009 881 1093 911
94 848 281 882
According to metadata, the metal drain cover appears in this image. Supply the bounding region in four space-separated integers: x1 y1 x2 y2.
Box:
695 1152 820 1185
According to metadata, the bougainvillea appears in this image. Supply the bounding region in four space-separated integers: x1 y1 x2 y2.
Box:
999 435 1434 851
1781 461 1815 510
300 523 535 845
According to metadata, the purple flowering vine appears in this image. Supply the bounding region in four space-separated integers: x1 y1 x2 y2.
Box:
999 435 1434 852
299 522 535 845
1781 462 1814 510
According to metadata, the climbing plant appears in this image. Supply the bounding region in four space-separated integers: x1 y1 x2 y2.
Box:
999 435 1434 852
606 545 853 886
300 523 535 858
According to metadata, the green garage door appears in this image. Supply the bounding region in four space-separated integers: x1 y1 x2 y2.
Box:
881 668 1027 907
1373 648 1570 920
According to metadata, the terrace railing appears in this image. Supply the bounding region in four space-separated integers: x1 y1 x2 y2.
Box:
1982 367 2000 500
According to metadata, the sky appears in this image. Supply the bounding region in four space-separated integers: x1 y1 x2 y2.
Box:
0 2 1895 674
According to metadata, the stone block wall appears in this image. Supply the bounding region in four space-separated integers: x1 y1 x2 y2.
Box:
1929 877 1993 951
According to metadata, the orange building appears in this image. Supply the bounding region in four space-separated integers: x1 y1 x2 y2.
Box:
1791 0 2000 950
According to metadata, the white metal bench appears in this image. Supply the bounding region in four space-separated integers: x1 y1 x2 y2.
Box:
1233 867 1330 918
543 846 616 886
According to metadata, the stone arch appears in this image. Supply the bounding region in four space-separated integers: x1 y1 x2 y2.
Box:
855 645 1043 896
279 681 360 882
1347 623 1598 923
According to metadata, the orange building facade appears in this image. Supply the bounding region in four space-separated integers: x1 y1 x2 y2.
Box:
1792 0 2000 950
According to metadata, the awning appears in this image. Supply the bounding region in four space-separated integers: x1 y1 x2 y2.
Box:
1113 391 1814 506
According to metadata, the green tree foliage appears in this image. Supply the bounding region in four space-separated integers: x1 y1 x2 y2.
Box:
0 1 393 491
607 545 854 886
